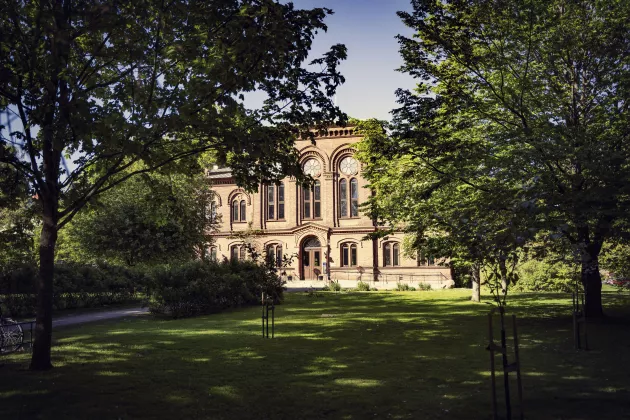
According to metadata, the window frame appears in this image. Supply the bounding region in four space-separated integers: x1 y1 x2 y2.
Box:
230 244 247 261
266 243 283 268
340 242 358 267
302 180 321 220
266 183 285 221
232 199 246 223
383 242 401 267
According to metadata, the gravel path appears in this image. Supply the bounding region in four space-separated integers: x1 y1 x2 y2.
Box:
52 307 149 328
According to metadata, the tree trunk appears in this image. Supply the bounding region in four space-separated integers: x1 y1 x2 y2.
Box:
471 263 481 302
499 257 508 295
30 197 58 370
581 246 604 318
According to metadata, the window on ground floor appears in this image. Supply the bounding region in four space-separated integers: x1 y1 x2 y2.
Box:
340 243 358 267
383 242 400 267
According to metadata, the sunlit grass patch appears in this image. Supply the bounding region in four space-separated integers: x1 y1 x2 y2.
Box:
0 289 628 420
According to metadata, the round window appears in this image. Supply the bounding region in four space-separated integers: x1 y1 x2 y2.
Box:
339 156 358 176
303 158 322 177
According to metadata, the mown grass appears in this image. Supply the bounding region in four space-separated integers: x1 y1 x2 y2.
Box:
1 289 630 420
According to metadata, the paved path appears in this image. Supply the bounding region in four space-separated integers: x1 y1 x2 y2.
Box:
52 307 149 328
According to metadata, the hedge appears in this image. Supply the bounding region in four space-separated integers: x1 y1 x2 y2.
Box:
0 263 147 318
147 260 285 318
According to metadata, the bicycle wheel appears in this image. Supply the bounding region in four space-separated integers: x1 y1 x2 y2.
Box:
0 318 24 353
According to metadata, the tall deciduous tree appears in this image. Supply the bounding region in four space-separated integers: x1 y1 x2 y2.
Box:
393 0 630 317
0 0 346 370
355 119 530 304
57 165 217 266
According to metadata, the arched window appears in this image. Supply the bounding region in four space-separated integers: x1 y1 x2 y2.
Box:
209 247 218 262
232 198 246 222
240 200 246 221
266 243 283 268
341 243 358 267
416 251 436 266
210 201 217 221
232 201 239 222
267 183 285 220
339 179 347 218
338 156 360 219
383 242 400 267
303 180 321 219
230 244 247 261
350 179 359 217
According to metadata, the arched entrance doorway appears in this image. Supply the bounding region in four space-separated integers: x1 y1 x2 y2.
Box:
301 236 322 280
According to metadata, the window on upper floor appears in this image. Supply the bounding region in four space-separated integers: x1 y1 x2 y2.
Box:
267 183 285 220
338 156 359 218
340 242 358 267
232 199 246 222
383 242 400 267
303 180 321 219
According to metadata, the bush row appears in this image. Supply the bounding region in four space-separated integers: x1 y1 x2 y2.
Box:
147 260 285 318
0 263 146 318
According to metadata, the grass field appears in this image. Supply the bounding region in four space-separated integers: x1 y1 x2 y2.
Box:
1 289 630 420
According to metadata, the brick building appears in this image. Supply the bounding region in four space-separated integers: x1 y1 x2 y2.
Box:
207 126 452 288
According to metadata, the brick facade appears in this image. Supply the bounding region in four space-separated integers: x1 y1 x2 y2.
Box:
207 127 453 288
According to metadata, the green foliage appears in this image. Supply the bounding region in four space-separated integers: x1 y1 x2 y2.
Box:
395 283 411 291
600 242 630 279
57 167 216 266
417 283 431 291
148 260 284 318
0 198 37 274
511 259 577 293
388 0 630 315
356 281 370 291
324 281 342 292
0 263 146 318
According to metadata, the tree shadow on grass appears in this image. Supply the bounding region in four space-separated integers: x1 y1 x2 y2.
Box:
1 291 629 419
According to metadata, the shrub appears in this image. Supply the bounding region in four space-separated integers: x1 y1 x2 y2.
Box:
417 282 432 291
327 280 341 292
512 259 576 293
409 286 417 291
147 260 284 318
395 282 411 291
356 281 370 291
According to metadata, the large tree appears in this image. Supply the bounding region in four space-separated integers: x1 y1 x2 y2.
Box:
355 119 531 304
56 165 216 266
393 0 630 317
0 0 346 370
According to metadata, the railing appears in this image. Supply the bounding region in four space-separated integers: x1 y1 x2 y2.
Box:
329 270 449 285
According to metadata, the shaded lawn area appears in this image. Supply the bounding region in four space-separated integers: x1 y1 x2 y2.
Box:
1 290 630 420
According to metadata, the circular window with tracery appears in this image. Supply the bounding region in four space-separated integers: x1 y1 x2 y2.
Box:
303 158 322 177
339 156 358 176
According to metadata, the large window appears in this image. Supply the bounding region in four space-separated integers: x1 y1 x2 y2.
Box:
267 183 285 220
232 199 246 222
303 180 321 219
266 243 283 268
340 243 358 267
417 251 435 266
230 244 246 261
338 156 359 218
209 247 218 262
383 242 400 267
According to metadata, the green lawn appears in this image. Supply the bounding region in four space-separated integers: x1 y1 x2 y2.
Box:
1 289 630 420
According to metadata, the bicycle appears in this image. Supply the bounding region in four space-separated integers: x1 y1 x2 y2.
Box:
0 299 24 354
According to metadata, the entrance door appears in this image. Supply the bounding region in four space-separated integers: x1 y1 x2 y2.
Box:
302 237 322 280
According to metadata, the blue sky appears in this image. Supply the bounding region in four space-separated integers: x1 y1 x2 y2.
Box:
264 0 417 121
